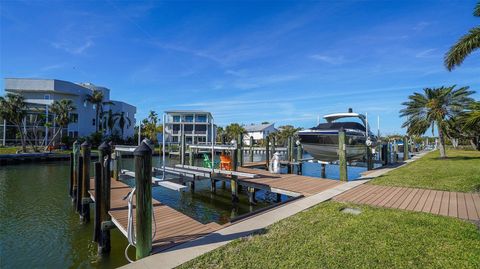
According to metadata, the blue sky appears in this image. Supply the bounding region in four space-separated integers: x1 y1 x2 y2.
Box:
1 0 479 134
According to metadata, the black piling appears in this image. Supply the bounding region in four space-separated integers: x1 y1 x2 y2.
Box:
134 141 153 259
80 141 91 223
98 141 111 254
93 162 102 243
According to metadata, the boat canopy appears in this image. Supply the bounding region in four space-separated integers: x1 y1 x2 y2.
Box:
323 112 367 126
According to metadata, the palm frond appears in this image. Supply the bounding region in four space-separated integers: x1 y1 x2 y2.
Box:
474 2 480 17
444 26 480 71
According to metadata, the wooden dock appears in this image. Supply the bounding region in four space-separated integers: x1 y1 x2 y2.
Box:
87 164 346 254
237 167 343 197
89 178 223 253
333 184 480 221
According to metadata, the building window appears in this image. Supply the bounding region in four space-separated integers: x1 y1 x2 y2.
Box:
173 116 181 122
184 115 194 122
70 113 78 123
44 94 50 100
92 119 95 126
195 115 207 122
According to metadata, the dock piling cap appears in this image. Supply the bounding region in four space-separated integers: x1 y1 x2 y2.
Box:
81 140 91 148
134 141 153 156
98 141 111 153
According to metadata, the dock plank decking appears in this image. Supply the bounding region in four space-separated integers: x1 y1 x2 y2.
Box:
334 184 480 221
237 167 343 197
88 166 346 253
89 178 222 253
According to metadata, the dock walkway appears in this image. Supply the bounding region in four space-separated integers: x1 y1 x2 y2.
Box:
89 178 222 253
334 184 480 221
237 167 343 197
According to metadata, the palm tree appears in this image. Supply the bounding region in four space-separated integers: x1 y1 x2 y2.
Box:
225 123 245 142
102 109 120 135
0 93 28 152
444 2 480 71
47 99 76 149
114 111 132 138
275 125 302 146
400 86 474 158
462 101 480 129
85 90 113 132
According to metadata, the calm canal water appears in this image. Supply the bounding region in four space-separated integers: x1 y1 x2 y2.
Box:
0 154 368 268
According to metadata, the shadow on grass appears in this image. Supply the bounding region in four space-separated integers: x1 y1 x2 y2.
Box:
432 156 480 161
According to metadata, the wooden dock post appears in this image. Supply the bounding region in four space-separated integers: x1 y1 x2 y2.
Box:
237 133 243 167
134 141 153 260
296 141 303 175
403 136 409 161
76 156 84 213
69 152 74 198
181 130 186 165
265 136 270 170
287 137 291 162
249 136 254 162
296 141 302 162
321 163 326 178
289 137 294 163
338 129 348 181
231 147 239 203
366 146 373 171
98 141 111 254
72 141 80 203
93 162 102 243
113 150 121 181
80 141 91 223
271 136 276 156
393 142 398 163
248 187 256 205
189 146 194 166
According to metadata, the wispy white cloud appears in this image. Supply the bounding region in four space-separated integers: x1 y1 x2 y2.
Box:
51 39 94 55
40 63 65 71
310 54 347 65
415 48 437 58
413 21 432 31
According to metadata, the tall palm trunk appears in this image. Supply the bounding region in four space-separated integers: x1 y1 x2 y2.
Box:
16 125 27 153
95 109 99 132
437 122 447 158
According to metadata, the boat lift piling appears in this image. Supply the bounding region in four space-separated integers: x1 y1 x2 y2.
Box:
69 152 74 198
134 141 153 260
231 145 239 203
265 136 270 170
237 134 244 167
249 136 254 162
80 141 91 223
76 156 83 213
71 141 79 204
98 141 112 254
271 136 276 157
403 136 409 161
93 162 102 243
338 129 348 181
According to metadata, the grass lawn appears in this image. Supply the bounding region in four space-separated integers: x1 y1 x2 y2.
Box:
371 149 480 192
180 202 480 269
0 146 74 155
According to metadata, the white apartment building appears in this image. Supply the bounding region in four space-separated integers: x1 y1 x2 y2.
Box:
164 110 215 144
2 78 136 145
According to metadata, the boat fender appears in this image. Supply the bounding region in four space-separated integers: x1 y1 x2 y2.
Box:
269 152 281 174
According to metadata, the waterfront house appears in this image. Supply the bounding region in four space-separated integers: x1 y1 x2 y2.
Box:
2 78 136 145
243 123 276 145
164 110 215 144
